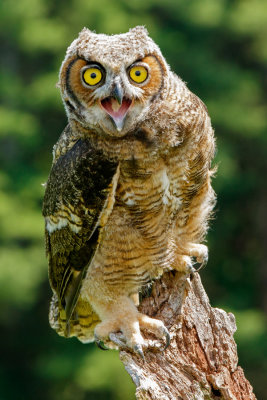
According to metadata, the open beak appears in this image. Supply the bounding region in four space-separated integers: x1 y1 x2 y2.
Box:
101 83 132 131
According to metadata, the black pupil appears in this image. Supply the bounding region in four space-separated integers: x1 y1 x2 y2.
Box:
91 72 97 79
135 70 141 76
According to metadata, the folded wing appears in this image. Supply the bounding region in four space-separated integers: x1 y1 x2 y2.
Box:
43 135 119 335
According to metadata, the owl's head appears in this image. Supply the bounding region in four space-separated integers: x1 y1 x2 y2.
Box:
59 26 170 137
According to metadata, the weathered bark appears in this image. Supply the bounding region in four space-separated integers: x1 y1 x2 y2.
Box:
120 271 256 400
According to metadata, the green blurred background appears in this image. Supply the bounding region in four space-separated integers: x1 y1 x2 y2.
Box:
0 0 266 399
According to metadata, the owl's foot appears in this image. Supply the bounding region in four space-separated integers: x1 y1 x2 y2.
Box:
173 255 194 274
174 244 208 274
94 308 170 358
187 243 208 272
138 313 170 350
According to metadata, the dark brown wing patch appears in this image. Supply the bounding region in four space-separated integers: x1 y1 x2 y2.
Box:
43 137 119 326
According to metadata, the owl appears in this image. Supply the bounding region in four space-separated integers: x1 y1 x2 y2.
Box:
43 26 216 357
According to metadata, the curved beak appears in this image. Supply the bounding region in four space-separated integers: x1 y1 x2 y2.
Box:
101 83 132 132
111 83 123 106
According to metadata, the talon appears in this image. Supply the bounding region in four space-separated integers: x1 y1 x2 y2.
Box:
109 332 127 348
162 326 170 350
133 344 145 360
95 339 109 351
194 259 208 273
189 259 207 276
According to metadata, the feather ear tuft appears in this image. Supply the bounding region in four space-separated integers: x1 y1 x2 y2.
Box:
129 25 149 37
79 27 95 37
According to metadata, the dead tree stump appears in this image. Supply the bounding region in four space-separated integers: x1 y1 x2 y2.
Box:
120 271 256 400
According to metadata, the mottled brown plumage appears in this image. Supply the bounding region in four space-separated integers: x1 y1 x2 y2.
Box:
43 26 216 354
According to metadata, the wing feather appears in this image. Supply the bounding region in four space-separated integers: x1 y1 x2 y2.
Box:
43 135 119 328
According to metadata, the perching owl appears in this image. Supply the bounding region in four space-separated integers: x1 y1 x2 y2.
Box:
43 26 216 356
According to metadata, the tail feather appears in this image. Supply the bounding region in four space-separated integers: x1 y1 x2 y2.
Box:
49 293 100 343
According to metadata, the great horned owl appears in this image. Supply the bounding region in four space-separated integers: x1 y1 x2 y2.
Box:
43 26 216 356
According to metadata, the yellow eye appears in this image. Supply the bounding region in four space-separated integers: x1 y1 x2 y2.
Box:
82 66 103 86
129 65 148 83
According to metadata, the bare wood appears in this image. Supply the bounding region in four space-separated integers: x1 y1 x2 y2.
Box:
120 271 256 400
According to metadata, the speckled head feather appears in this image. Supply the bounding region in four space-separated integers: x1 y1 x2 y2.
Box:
58 26 173 137
64 26 169 71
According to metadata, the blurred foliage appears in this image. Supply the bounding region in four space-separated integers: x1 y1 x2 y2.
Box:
0 0 266 399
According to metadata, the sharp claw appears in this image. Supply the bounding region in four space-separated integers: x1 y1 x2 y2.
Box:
162 327 171 350
133 344 145 360
95 339 109 351
109 333 127 348
194 259 208 273
188 257 208 278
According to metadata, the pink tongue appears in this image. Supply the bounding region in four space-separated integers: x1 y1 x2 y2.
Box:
101 97 132 120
